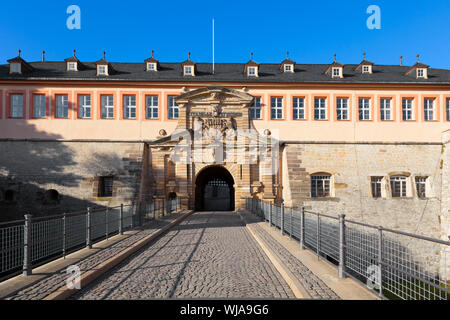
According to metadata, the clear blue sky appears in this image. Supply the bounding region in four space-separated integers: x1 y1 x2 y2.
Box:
1 0 450 68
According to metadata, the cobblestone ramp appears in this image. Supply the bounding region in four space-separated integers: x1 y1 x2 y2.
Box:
71 211 295 299
240 211 340 299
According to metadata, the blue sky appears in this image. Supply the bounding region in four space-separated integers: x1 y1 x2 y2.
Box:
1 0 450 68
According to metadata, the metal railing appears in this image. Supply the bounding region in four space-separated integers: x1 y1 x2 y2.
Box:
246 197 450 300
0 197 182 280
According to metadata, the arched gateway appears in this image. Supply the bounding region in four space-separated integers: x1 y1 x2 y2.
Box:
195 166 235 211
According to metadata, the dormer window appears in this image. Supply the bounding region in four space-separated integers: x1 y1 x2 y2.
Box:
417 68 426 78
284 64 293 72
98 65 107 75
68 62 77 71
147 63 156 71
184 65 193 76
10 63 21 74
332 67 341 78
145 50 159 72
248 66 257 77
362 65 372 74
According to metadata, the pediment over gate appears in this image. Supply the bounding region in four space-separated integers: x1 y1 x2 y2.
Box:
175 86 254 106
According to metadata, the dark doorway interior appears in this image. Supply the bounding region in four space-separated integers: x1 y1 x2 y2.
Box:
195 166 235 211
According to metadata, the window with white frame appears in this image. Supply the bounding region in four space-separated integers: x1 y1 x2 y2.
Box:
380 98 392 121
270 97 283 119
248 67 257 77
293 97 305 120
68 62 77 71
10 63 21 73
390 176 408 198
358 98 371 120
417 68 425 78
147 63 156 71
311 174 331 198
33 94 46 118
168 96 179 119
336 98 348 120
98 65 107 75
415 177 428 199
123 95 136 119
402 98 414 121
146 96 159 119
101 95 114 119
314 98 327 120
10 94 23 118
424 98 434 121
78 95 91 118
250 97 261 119
371 177 383 198
446 98 450 121
363 65 370 73
284 64 293 72
55 94 68 118
184 66 193 76
332 67 341 77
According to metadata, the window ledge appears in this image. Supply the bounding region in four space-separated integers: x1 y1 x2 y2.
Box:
309 197 339 202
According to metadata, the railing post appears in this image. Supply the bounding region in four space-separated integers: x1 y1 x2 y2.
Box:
281 203 285 235
290 207 293 239
62 213 67 259
153 200 156 219
316 212 320 260
86 207 92 249
119 204 123 235
23 214 32 276
130 202 135 229
105 207 109 240
378 226 384 298
338 214 346 279
269 201 273 227
300 207 305 250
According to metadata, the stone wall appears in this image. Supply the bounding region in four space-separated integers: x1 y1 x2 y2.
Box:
283 142 444 238
0 140 145 222
441 130 450 242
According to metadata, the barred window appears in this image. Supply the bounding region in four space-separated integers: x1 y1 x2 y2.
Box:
380 98 392 121
168 96 179 119
55 94 68 118
10 94 23 118
146 96 159 119
314 98 327 120
402 98 413 121
33 94 46 118
99 177 113 197
311 174 331 198
359 98 370 120
78 95 91 118
250 97 261 119
336 98 348 120
293 97 305 120
390 176 407 198
101 95 114 119
271 97 283 119
371 177 383 198
415 177 427 199
424 98 434 121
123 95 136 119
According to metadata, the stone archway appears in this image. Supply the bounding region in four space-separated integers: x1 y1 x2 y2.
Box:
195 166 235 211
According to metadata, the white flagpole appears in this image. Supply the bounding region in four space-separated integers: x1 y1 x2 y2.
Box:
212 18 215 74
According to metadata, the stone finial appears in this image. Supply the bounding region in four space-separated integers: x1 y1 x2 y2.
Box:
333 53 336 62
264 129 271 136
18 49 21 57
158 129 167 136
416 54 420 63
151 50 154 57
400 55 403 66
188 51 191 60
363 52 366 60
103 50 106 60
73 49 76 57
250 52 253 61
286 51 289 59
42 50 45 62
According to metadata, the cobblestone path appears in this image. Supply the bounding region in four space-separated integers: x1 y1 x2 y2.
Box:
72 211 296 299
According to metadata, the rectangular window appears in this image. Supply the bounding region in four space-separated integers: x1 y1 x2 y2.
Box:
184 66 193 75
250 97 261 119
311 175 331 198
293 97 305 120
402 98 413 121
10 94 23 118
424 98 434 121
123 95 136 119
99 177 113 197
98 65 106 75
415 177 427 199
371 177 383 198
168 96 179 119
147 63 155 71
101 95 114 119
332 68 340 77
446 98 450 121
314 98 327 120
55 94 69 118
270 97 283 119
33 94 46 118
248 67 256 76
417 69 424 78
359 98 370 120
146 96 159 119
68 62 76 71
336 98 348 120
363 65 370 73
380 98 392 121
78 95 91 118
11 63 20 73
390 176 407 198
